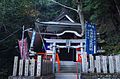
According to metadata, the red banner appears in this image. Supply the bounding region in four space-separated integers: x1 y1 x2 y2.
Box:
18 38 29 60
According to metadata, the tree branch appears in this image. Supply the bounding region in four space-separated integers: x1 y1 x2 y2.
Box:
113 0 120 16
51 0 78 12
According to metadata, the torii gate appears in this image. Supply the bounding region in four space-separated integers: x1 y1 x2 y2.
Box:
44 38 86 73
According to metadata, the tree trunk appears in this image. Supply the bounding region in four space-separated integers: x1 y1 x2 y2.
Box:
77 3 85 37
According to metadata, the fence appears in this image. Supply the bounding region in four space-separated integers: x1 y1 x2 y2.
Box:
8 55 54 79
81 53 120 78
8 54 120 79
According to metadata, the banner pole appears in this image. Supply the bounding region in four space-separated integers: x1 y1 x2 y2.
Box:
21 26 25 59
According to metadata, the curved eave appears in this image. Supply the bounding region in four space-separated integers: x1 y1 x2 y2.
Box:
36 21 81 26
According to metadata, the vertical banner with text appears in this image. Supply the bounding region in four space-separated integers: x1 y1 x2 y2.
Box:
86 22 96 54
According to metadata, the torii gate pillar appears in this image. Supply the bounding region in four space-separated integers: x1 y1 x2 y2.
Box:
52 42 56 74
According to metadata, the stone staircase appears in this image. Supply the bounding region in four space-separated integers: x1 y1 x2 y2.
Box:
55 61 78 79
55 73 77 79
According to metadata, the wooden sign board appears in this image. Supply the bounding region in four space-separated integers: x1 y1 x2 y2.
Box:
108 56 115 73
115 55 120 73
36 55 42 76
30 58 35 76
89 54 94 73
24 59 29 76
81 52 88 72
95 56 101 73
12 56 18 76
102 56 107 73
19 59 23 76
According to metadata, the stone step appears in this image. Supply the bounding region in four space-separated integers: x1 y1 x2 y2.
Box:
55 73 77 79
60 70 76 73
60 67 76 70
60 65 76 66
60 61 76 66
59 61 77 73
60 65 76 68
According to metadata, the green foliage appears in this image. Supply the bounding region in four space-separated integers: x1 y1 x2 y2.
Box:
0 0 41 54
83 0 110 22
0 0 36 30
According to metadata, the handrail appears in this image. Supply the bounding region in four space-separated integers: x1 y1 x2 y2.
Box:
76 62 79 79
76 54 82 79
56 53 61 73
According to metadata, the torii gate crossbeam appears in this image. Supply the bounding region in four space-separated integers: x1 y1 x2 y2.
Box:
44 39 86 73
